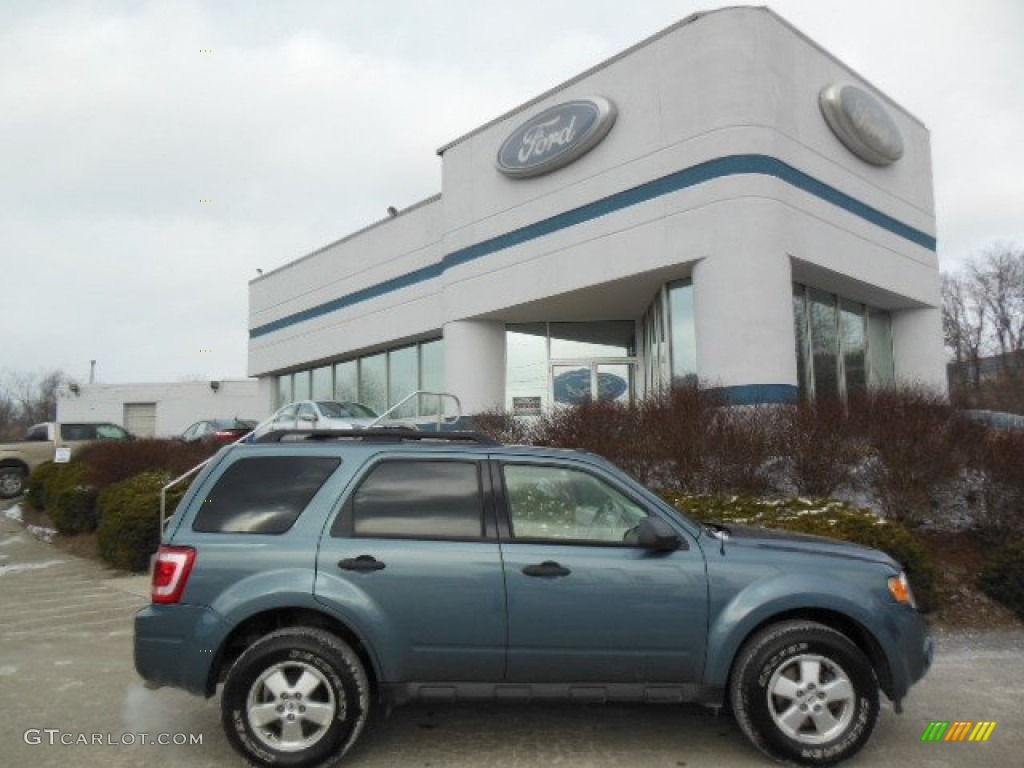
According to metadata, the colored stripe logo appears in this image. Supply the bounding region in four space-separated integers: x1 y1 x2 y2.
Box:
921 721 996 742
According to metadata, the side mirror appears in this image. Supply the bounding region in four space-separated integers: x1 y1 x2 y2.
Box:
298 413 317 423
637 517 682 551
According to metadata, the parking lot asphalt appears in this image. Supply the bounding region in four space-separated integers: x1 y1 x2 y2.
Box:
2 498 1022 768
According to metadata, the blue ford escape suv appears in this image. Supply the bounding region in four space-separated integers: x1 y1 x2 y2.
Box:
135 429 932 767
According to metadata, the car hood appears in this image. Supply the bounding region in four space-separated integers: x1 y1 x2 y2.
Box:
707 523 897 568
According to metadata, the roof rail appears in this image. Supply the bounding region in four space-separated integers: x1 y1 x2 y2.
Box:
252 428 500 445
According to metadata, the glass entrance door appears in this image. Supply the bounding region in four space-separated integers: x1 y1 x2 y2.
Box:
551 362 635 406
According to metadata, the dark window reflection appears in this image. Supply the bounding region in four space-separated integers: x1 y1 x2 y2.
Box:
194 456 340 534
353 461 482 539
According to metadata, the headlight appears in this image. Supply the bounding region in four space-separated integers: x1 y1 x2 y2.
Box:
887 571 916 608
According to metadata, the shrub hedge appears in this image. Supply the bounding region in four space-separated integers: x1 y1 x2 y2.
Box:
25 461 60 511
662 493 939 612
75 438 216 489
978 541 1024 621
97 471 185 572
28 460 101 535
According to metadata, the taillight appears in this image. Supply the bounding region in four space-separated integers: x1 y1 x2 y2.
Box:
152 546 196 604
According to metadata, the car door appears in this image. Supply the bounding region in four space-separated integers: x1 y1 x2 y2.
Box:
495 459 708 684
315 455 506 682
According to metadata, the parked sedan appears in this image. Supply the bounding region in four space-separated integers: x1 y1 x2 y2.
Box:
180 419 257 445
267 400 380 431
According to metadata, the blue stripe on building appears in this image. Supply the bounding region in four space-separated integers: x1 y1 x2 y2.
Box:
250 154 935 339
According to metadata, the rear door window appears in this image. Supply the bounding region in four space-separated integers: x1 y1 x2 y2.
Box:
193 456 341 534
337 460 483 540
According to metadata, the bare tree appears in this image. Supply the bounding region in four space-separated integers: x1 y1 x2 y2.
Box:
943 243 1024 412
0 369 76 437
969 243 1024 362
942 272 985 389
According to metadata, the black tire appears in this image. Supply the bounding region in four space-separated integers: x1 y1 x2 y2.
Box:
221 627 370 768
0 466 26 499
729 620 879 766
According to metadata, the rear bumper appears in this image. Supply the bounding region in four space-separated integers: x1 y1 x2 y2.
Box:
134 604 221 697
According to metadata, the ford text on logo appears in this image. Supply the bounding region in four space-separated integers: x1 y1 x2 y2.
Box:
496 97 617 178
820 83 904 166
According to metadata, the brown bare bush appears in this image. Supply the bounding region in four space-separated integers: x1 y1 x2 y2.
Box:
848 387 972 526
972 430 1024 544
780 397 861 497
74 439 218 491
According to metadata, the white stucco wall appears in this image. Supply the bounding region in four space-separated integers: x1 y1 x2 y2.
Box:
56 380 261 438
247 6 946 408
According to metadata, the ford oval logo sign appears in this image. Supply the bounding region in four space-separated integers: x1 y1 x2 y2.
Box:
820 83 904 166
496 97 617 178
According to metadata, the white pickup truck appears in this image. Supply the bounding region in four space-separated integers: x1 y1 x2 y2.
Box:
0 422 134 499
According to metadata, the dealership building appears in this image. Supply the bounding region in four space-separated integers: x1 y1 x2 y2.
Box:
248 6 945 419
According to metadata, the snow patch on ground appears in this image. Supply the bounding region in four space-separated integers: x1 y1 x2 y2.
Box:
25 524 56 543
4 505 23 522
0 559 65 576
0 534 24 546
122 682 176 735
0 665 18 676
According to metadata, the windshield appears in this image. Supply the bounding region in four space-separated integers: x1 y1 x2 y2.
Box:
210 419 256 429
316 401 378 419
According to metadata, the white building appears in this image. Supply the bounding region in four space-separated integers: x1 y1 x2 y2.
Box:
57 380 261 438
248 7 944 418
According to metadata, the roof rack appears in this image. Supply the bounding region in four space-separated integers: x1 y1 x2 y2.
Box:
251 428 500 446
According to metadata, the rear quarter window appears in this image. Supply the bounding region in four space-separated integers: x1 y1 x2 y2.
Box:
193 456 341 534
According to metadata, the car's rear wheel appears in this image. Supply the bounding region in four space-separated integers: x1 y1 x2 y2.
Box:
729 620 879 766
221 627 370 768
0 466 26 499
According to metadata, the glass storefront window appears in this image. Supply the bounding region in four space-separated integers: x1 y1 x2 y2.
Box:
549 322 634 359
276 374 292 408
506 323 549 413
276 338 446 418
292 370 311 401
334 360 358 402
840 300 867 396
668 281 696 382
311 366 333 400
793 286 810 398
809 290 840 400
419 339 445 416
793 283 894 400
388 345 418 418
868 310 895 387
359 353 387 414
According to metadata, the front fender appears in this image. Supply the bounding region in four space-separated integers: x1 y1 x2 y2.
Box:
702 571 889 687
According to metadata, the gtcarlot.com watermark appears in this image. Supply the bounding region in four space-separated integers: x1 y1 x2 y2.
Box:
23 729 203 746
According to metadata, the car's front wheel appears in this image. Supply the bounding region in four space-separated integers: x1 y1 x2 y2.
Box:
221 627 370 768
729 620 879 766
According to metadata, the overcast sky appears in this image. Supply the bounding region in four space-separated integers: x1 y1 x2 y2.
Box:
2 0 1022 384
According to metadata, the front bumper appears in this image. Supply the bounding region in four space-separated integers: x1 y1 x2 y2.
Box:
883 605 933 704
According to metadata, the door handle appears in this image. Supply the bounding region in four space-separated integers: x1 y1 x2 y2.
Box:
521 560 571 578
338 555 386 572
